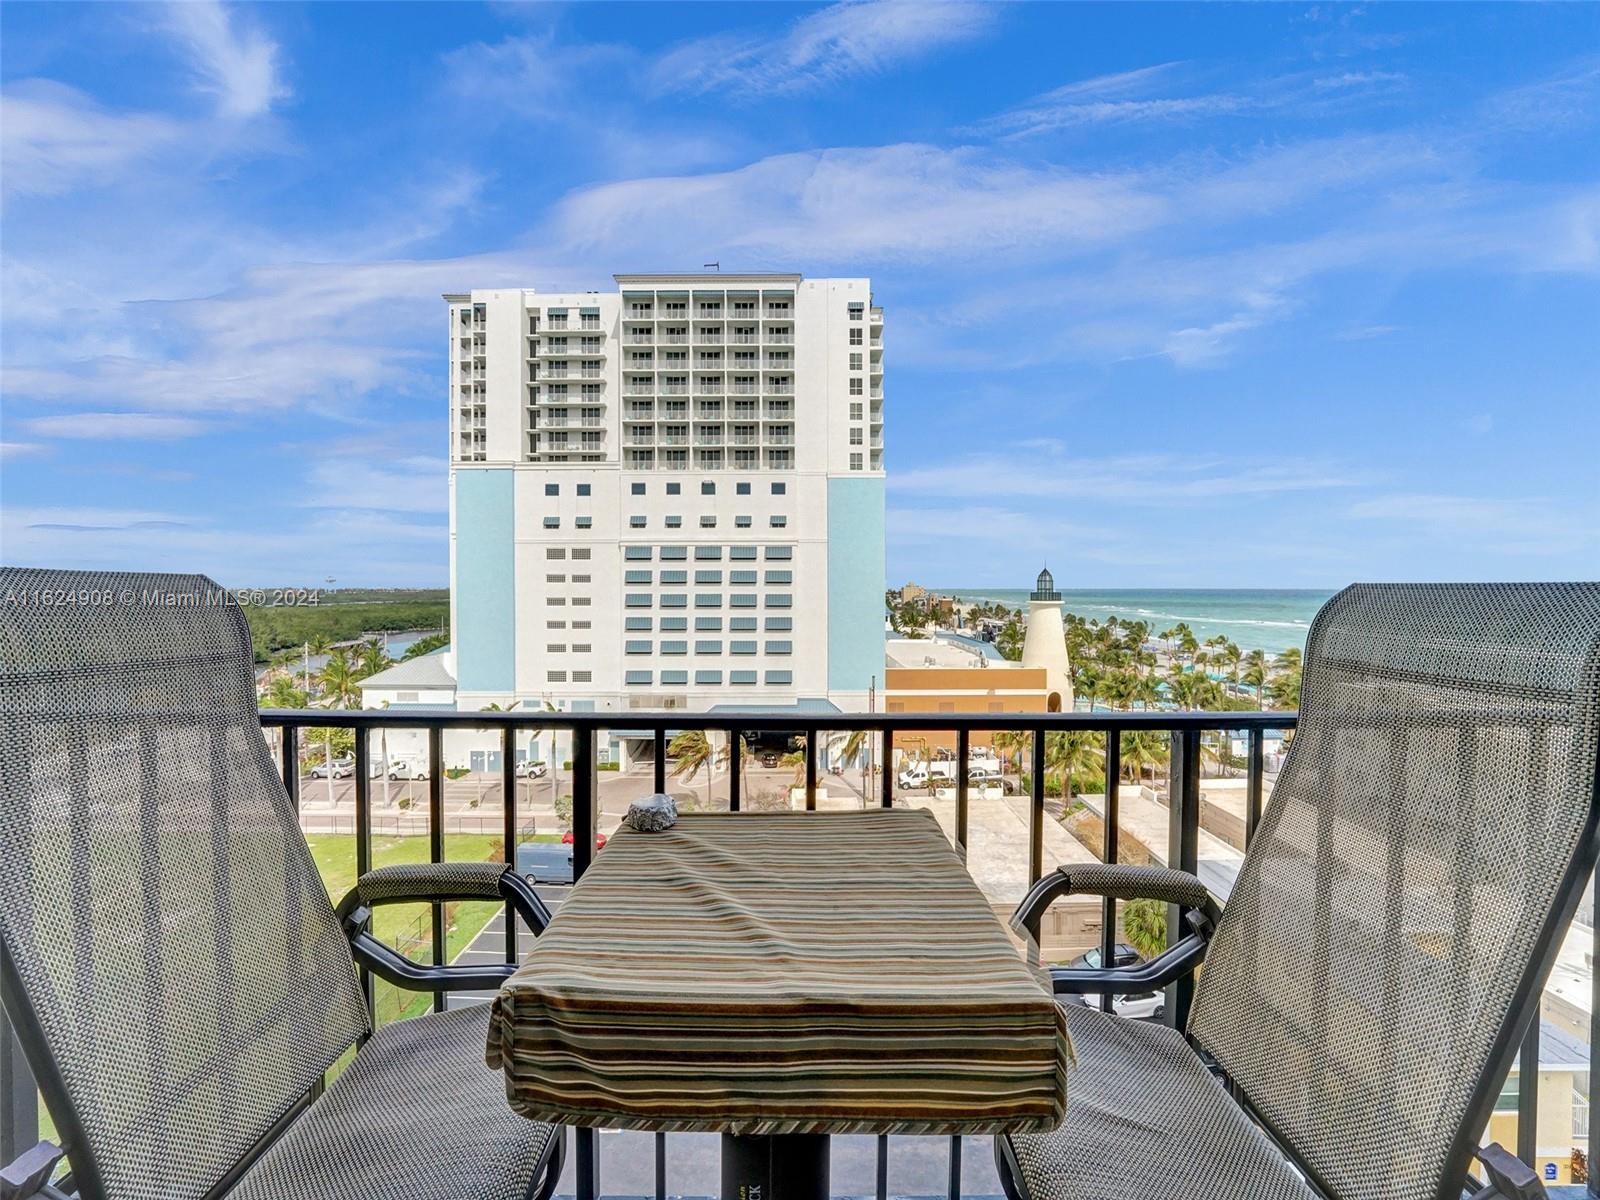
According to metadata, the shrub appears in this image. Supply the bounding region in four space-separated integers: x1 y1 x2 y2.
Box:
445 766 470 780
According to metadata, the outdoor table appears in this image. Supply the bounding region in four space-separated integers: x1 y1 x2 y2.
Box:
486 807 1070 1199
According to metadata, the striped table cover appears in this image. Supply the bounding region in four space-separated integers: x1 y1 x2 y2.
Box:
486 807 1071 1136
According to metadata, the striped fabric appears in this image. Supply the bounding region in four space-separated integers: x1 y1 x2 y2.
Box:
486 808 1070 1136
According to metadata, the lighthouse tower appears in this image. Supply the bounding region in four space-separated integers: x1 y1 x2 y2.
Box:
1021 566 1074 712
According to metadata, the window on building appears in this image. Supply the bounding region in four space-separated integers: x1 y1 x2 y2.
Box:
625 594 651 608
771 482 786 495
765 546 793 560
577 483 591 496
546 548 566 560
696 671 723 685
625 671 652 685
632 482 646 495
731 545 757 561
850 328 863 345
850 428 863 445
548 597 566 607
770 515 787 528
766 594 793 608
667 482 681 495
695 617 722 631
573 620 590 629
731 641 757 655
625 546 652 560
660 617 688 631
572 670 592 683
630 516 647 528
765 670 793 685
765 570 792 584
547 620 567 629
695 641 723 655
545 484 559 496
730 617 758 632
765 641 793 655
730 670 758 685
661 641 687 655
730 593 757 608
548 671 568 683
694 546 722 560
848 302 864 320
546 573 566 583
736 482 751 495
695 594 722 608
573 574 590 583
547 643 567 653
765 617 793 631
661 670 688 685
700 515 717 528
572 548 591 560
701 481 716 496
626 616 652 630
665 515 683 528
575 516 592 529
851 454 864 470
660 570 687 584
850 402 864 420
626 641 651 654
850 378 863 396
849 353 863 370
625 570 652 584
573 597 590 607
543 516 560 528
661 594 688 608
695 570 723 584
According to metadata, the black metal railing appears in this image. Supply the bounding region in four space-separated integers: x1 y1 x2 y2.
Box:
4 706 1597 1199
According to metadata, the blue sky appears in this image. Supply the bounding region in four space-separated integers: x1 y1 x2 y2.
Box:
2 1 1596 588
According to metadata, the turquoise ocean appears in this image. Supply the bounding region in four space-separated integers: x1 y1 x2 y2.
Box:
938 588 1335 658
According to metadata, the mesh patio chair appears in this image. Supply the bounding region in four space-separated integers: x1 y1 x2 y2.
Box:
1002 582 1600 1200
0 569 564 1200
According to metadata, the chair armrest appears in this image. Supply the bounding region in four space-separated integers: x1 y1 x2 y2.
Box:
1 1140 68 1200
333 861 553 995
1014 863 1222 999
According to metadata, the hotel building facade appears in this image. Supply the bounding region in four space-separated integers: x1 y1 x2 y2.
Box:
443 273 885 722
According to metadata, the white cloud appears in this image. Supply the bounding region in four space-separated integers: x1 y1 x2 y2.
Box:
892 452 1365 503
301 455 448 514
0 81 179 199
160 0 289 119
1346 492 1594 556
0 441 48 460
22 412 212 439
650 0 995 97
0 505 446 585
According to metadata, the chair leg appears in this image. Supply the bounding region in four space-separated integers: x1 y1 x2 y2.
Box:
529 1127 566 1200
992 1133 1031 1200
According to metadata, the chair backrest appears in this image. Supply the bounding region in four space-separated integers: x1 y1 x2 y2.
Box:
0 569 370 1200
1189 583 1600 1200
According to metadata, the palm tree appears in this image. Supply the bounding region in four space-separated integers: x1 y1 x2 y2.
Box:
1123 897 1167 961
830 730 873 805
991 729 1028 779
1242 661 1268 710
1119 730 1167 788
1045 730 1103 803
263 674 308 709
314 648 361 805
1222 642 1243 692
668 730 716 808
356 637 390 678
716 735 754 800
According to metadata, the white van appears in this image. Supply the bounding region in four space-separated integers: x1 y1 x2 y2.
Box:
897 760 956 790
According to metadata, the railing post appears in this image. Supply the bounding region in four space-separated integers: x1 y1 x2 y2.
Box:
1101 731 1121 1015
804 727 818 811
653 728 666 794
955 727 969 854
1167 729 1202 1029
428 726 445 1015
502 727 518 964
882 729 894 809
1029 731 1046 885
572 724 597 878
1245 728 1264 847
279 721 299 810
1517 1014 1539 1168
1 1013 38 1166
728 731 741 812
353 731 371 878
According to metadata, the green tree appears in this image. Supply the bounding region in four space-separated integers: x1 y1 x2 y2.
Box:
1123 897 1168 961
404 631 450 659
1045 730 1102 802
1119 730 1167 787
669 730 717 808
262 674 308 709
996 617 1025 661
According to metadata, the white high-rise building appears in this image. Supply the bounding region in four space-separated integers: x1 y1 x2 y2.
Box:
441 273 885 737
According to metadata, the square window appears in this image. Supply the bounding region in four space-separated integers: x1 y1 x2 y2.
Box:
771 482 786 495
770 515 787 528
631 482 646 495
667 483 681 495
545 484 559 497
701 482 715 495
736 482 751 495
577 484 591 496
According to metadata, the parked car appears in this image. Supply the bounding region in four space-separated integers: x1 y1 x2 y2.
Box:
1060 943 1165 1022
561 829 608 849
515 759 549 779
515 841 573 885
309 756 354 779
897 760 956 790
387 760 429 781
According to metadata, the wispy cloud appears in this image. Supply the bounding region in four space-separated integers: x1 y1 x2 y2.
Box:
159 0 289 119
1346 492 1595 557
22 412 212 439
650 0 995 97
0 81 179 198
0 441 48 461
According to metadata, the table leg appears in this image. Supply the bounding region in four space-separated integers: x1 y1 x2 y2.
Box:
720 1133 830 1200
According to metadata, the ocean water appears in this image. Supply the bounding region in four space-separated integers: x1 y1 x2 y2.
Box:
937 588 1334 657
